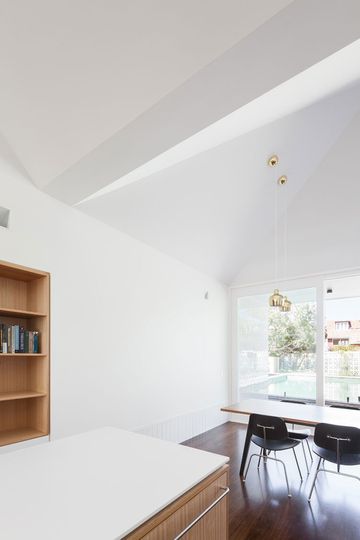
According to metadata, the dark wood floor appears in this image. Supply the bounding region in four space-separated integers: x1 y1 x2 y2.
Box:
182 422 360 540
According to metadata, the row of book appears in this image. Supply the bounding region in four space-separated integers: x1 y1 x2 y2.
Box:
0 323 40 353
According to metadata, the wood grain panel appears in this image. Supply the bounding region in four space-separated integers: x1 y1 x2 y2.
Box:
28 397 49 434
28 356 48 394
0 356 28 393
0 400 28 431
0 427 45 446
125 466 229 540
0 308 46 318
27 275 49 314
0 277 27 311
0 391 46 402
0 260 48 281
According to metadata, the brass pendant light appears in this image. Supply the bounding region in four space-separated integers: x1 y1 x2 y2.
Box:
280 296 291 312
268 155 291 312
269 289 283 307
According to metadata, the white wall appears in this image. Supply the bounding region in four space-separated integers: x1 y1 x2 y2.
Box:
0 146 229 444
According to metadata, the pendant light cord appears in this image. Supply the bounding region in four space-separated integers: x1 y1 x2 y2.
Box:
284 186 287 281
275 178 279 282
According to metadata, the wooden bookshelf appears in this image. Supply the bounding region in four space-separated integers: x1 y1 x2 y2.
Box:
0 260 50 446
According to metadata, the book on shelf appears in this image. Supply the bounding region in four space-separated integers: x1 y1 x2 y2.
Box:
0 323 40 353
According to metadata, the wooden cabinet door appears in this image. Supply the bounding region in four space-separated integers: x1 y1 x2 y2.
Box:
140 469 228 540
175 492 228 540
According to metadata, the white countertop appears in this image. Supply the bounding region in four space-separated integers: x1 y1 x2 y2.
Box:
0 427 229 539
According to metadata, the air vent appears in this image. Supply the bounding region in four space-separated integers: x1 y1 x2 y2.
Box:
0 207 10 228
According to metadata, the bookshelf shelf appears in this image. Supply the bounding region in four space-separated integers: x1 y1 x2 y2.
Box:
0 353 47 357
0 307 46 318
0 391 47 402
0 260 50 446
0 427 46 447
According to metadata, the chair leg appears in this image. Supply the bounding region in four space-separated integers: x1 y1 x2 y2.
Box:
301 441 309 474
308 457 322 502
305 438 313 462
257 449 263 469
308 464 360 502
244 453 292 497
292 447 303 481
277 457 292 498
243 453 258 482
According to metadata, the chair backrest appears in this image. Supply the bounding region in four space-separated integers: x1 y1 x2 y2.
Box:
280 399 306 405
249 413 288 441
314 423 360 457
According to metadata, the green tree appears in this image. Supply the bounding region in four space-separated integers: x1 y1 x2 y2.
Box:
268 303 316 372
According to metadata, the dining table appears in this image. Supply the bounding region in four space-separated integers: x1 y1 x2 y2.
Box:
221 398 360 475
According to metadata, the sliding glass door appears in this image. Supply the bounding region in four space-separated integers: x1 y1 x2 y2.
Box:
237 293 269 398
236 287 317 402
324 276 360 406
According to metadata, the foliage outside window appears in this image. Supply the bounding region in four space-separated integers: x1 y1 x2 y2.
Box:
268 303 316 372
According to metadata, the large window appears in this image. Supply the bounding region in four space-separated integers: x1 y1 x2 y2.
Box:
234 274 360 406
237 293 269 397
237 288 316 402
325 276 360 405
335 321 350 331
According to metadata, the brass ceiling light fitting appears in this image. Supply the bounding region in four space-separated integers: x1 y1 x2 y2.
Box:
280 296 292 312
268 155 279 167
269 289 283 307
278 175 287 185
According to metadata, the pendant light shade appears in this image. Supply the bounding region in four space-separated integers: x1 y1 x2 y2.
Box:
280 296 291 312
269 289 283 307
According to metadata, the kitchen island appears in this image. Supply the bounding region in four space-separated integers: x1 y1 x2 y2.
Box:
0 427 229 539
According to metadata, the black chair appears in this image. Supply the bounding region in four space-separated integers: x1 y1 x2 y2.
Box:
308 422 360 502
281 399 313 472
243 413 303 497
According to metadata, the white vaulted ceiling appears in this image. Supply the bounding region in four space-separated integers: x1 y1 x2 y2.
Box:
0 0 291 187
78 83 360 283
2 1 360 284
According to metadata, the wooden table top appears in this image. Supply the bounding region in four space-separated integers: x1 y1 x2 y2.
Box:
221 398 360 428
